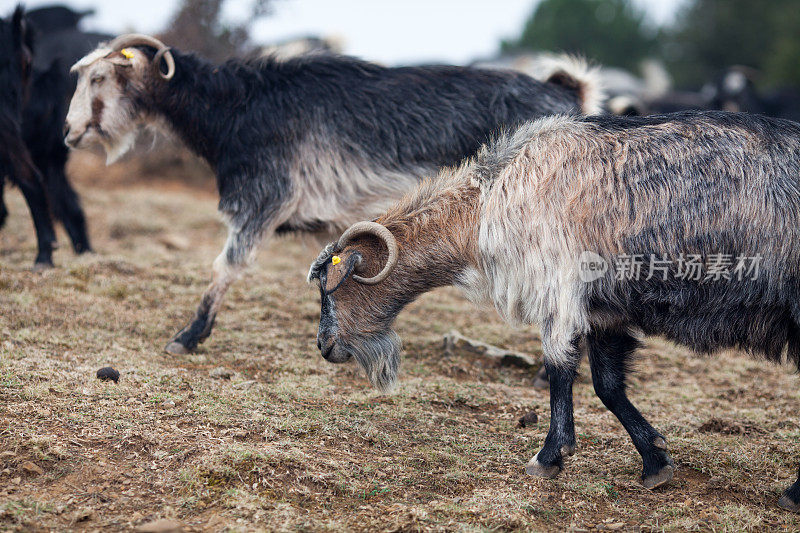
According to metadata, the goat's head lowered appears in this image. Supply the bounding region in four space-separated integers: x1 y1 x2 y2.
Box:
65 34 174 163
308 221 404 392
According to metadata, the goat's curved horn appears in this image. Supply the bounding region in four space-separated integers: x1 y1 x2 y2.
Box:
107 33 175 80
152 47 175 80
336 221 399 285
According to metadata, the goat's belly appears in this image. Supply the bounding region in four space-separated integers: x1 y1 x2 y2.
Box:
589 280 799 362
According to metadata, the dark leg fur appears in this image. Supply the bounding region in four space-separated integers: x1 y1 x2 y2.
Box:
0 180 7 230
779 466 800 513
587 329 674 489
16 175 56 268
526 348 580 478
42 163 91 254
167 292 219 353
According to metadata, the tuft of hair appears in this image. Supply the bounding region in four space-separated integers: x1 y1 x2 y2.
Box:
347 332 401 393
607 95 646 116
308 242 335 282
532 54 605 116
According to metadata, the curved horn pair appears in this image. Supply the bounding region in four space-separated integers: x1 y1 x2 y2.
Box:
107 33 175 80
336 221 398 285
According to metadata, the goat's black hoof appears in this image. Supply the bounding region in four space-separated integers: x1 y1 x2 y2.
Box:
32 261 54 272
165 341 191 355
642 464 674 489
525 456 561 478
778 495 800 513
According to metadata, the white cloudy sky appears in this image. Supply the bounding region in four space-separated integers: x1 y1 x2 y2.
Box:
14 0 687 65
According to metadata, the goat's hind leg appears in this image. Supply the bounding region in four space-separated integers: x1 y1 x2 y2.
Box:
165 224 263 355
43 161 92 254
779 467 800 513
587 328 674 489
0 179 7 229
778 323 800 512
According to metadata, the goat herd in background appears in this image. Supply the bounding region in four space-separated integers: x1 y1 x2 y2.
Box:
2 3 800 514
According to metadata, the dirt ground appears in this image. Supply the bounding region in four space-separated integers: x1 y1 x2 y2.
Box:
2 151 800 532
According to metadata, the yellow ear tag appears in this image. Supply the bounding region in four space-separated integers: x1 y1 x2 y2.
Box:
121 48 135 59
331 256 341 266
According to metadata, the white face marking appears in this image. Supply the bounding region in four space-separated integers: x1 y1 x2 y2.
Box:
66 48 146 163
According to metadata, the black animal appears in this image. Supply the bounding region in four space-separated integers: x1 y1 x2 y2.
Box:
26 5 93 34
23 60 91 254
708 67 800 122
66 35 603 355
0 6 58 267
0 5 101 266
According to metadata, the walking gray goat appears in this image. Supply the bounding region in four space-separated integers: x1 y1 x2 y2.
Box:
64 34 601 355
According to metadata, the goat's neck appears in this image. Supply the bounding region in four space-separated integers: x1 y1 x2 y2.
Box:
144 51 250 168
380 179 480 299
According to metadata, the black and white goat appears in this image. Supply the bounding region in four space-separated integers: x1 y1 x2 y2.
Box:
65 34 602 355
309 110 800 512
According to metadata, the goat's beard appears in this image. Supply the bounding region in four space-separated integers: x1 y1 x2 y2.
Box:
101 128 137 164
345 331 401 393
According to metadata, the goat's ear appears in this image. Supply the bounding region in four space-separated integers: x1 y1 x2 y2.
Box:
107 50 137 66
107 49 149 78
323 251 362 294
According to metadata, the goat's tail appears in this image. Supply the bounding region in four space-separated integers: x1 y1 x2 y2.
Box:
536 54 605 116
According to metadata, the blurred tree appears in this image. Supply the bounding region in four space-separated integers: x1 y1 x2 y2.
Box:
663 0 800 88
502 0 656 72
160 0 273 61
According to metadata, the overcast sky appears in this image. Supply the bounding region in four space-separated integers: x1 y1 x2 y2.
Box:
15 0 687 65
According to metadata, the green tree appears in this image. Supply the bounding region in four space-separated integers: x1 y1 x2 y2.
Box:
664 0 800 88
503 0 656 72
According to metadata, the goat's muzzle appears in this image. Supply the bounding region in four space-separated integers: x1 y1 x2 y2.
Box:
64 127 84 148
318 338 351 363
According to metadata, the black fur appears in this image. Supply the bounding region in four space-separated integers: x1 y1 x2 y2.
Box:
26 5 92 34
1 6 93 266
0 6 57 267
23 60 91 254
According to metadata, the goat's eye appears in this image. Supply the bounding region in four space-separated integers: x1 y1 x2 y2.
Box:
91 76 105 86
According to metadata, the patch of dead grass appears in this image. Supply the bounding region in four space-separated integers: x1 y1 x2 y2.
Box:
1 178 800 531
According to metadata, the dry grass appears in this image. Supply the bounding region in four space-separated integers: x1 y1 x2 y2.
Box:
1 153 800 531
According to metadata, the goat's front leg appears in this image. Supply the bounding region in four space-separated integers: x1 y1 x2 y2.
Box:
165 219 267 355
587 328 674 489
526 332 581 478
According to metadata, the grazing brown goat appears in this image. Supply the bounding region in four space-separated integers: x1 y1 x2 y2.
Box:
309 110 800 512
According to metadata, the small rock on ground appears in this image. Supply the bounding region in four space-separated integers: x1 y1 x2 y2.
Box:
135 518 184 532
21 461 43 475
209 367 234 380
96 366 120 383
518 411 538 428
